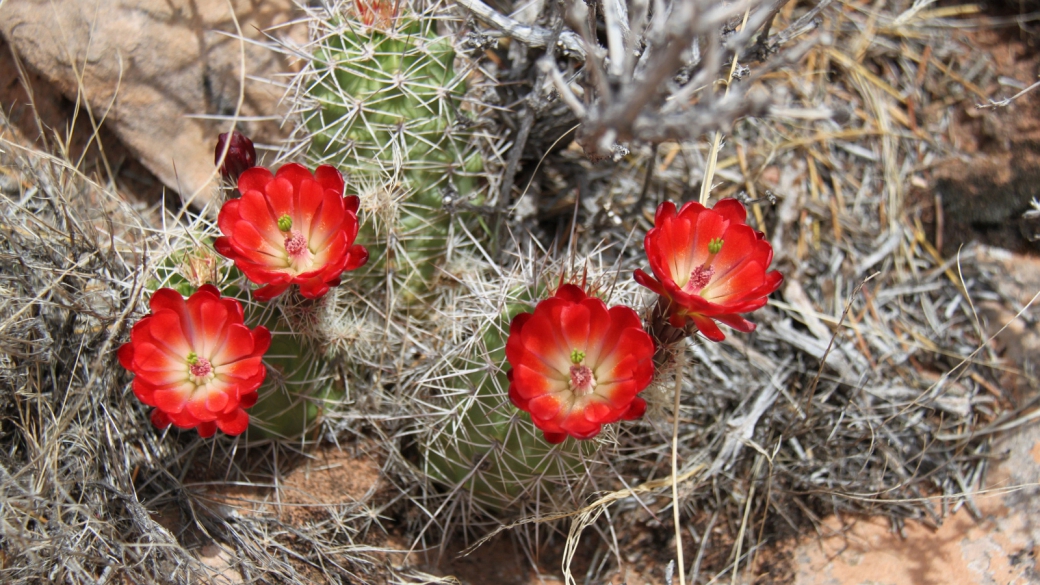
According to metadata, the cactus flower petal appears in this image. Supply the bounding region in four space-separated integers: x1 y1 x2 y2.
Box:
622 397 647 420
506 284 656 442
215 163 369 300
637 199 783 341
216 408 250 436
542 432 568 444
252 283 292 302
118 286 269 437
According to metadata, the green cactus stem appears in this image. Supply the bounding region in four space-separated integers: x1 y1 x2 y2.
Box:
422 290 591 511
304 10 484 302
243 304 343 441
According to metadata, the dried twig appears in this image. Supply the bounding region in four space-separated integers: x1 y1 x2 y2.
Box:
976 78 1040 109
454 0 585 57
670 357 688 585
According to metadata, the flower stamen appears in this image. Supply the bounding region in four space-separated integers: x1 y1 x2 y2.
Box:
684 237 724 293
190 357 213 378
686 265 715 293
708 237 724 255
188 355 215 385
569 364 596 396
284 231 308 257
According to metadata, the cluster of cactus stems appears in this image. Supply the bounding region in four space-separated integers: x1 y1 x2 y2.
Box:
294 2 595 510
125 1 781 518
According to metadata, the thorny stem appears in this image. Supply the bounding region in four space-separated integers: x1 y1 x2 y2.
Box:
647 293 693 585
977 78 1040 109
497 110 535 214
746 5 781 60
699 8 752 205
649 296 689 364
671 354 686 585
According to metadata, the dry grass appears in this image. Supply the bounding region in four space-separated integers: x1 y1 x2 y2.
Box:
1 0 1039 584
0 124 205 582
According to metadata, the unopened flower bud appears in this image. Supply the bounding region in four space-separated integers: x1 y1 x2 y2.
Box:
214 131 256 183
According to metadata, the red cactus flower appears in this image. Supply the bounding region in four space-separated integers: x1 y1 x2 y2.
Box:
214 163 369 301
355 0 397 27
118 285 271 437
505 285 655 444
214 130 256 182
634 199 783 342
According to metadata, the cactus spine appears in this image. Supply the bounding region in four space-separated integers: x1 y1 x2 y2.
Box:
241 299 342 441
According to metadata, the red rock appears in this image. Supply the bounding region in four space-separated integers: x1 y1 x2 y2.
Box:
0 0 303 205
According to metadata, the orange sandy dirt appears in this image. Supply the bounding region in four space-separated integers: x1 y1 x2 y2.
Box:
204 441 384 522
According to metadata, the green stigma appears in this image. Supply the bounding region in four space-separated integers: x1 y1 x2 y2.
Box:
570 349 586 364
277 215 293 231
186 351 199 365
708 237 724 255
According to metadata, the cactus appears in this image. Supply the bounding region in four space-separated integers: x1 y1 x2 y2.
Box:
241 297 343 441
303 5 486 302
419 280 595 512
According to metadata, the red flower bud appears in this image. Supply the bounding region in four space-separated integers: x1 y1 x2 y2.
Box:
214 131 256 183
635 199 783 342
118 285 271 437
214 163 369 301
506 285 655 443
